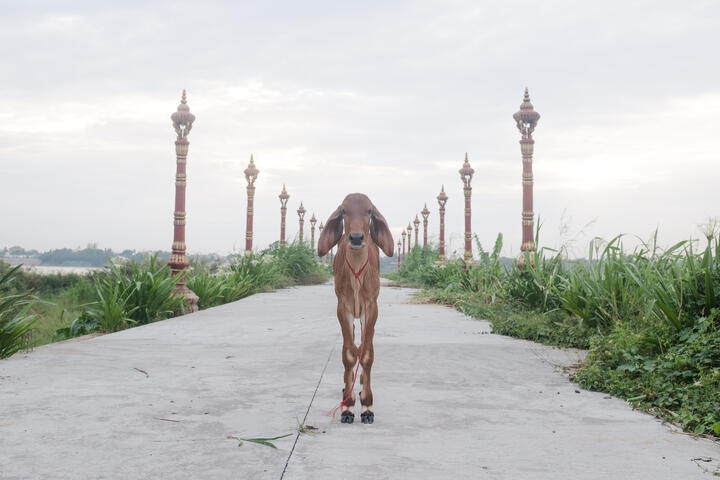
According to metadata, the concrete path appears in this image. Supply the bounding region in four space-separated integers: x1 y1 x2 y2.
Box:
1 284 718 479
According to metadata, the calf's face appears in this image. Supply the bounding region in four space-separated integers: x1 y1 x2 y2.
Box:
317 193 394 258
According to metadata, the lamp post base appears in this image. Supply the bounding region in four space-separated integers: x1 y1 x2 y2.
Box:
174 284 199 313
517 248 536 268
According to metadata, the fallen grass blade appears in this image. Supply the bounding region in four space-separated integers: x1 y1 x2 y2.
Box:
226 433 292 449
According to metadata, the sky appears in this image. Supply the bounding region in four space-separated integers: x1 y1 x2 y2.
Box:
1 0 718 258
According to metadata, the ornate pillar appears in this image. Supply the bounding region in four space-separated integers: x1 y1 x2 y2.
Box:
413 215 420 248
310 213 317 250
397 240 402 268
318 221 324 260
401 229 407 261
279 185 289 246
243 155 259 252
513 88 541 266
459 152 474 262
297 202 306 244
408 222 412 251
168 90 199 312
437 185 448 260
421 203 430 247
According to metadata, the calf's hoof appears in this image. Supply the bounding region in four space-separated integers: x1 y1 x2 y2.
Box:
340 412 355 424
360 411 374 424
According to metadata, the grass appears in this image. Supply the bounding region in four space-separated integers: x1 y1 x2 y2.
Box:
0 265 37 358
187 241 330 310
0 263 100 345
108 255 184 326
29 280 94 345
226 433 293 449
0 241 330 351
389 226 720 437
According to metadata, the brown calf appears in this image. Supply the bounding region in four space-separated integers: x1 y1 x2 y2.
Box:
317 193 394 424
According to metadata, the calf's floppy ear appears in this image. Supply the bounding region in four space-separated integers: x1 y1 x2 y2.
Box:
318 205 344 257
370 204 394 257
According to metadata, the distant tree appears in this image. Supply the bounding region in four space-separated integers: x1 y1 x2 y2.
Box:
39 247 112 267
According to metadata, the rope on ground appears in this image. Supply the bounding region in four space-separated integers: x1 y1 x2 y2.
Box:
280 334 339 480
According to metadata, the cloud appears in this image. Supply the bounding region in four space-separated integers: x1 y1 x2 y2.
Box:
1 1 719 258
31 13 86 34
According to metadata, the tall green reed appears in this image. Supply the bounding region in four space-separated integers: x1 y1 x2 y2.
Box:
0 265 37 358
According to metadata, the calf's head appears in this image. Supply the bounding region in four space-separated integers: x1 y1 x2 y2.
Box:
317 193 394 258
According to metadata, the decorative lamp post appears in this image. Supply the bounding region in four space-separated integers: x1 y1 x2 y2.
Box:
421 203 430 247
437 185 448 260
401 229 407 260
168 90 199 312
279 185 290 246
297 202 306 243
407 222 412 255
513 88 541 266
310 212 317 250
413 215 420 248
459 152 474 262
397 240 402 268
318 221 325 261
243 154 259 253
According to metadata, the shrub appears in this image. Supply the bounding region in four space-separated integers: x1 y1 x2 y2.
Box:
54 255 182 336
0 265 37 358
108 255 184 325
393 227 720 437
186 272 229 310
90 277 138 332
263 242 324 285
576 312 719 435
227 253 276 295
0 261 87 295
187 245 329 310
48 245 327 340
55 311 98 339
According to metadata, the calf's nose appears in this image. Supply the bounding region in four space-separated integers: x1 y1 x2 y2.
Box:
349 233 364 246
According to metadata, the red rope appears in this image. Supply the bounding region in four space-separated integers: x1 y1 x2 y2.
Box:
326 242 370 420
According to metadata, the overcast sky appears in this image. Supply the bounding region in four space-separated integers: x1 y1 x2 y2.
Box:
1 1 718 258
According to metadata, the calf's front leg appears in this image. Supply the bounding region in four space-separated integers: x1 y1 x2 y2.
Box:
359 300 377 424
338 304 358 423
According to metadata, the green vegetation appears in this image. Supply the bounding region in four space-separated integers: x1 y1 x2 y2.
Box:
187 241 329 310
388 228 720 437
226 433 293 449
0 265 37 358
0 241 329 352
